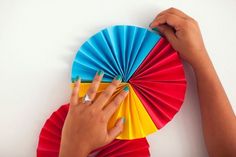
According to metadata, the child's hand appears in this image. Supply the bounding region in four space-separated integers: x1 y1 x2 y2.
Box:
150 8 207 68
59 71 129 157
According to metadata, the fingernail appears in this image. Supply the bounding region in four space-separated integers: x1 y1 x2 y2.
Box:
115 75 122 81
76 76 80 81
152 27 158 31
72 76 80 83
121 117 126 123
97 70 104 76
123 86 129 92
72 77 76 83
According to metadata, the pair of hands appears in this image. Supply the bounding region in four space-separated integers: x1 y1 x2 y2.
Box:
59 8 208 157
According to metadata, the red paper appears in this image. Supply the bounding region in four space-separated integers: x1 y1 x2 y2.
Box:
37 104 150 157
96 139 150 157
129 38 187 129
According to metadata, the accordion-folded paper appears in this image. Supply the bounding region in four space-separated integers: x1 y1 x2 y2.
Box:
71 25 187 140
37 104 150 157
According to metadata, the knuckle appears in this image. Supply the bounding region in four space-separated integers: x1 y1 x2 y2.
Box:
109 84 116 90
99 113 107 123
165 12 173 17
186 21 194 28
87 88 96 95
112 81 119 87
103 90 111 98
113 98 120 106
164 13 170 19
169 7 176 12
93 76 100 82
71 91 77 97
182 20 190 27
70 98 74 105
114 94 126 105
121 92 127 98
165 14 173 22
89 107 97 116
191 18 198 25
70 97 75 103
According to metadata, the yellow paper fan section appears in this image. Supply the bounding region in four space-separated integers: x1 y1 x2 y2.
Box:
71 83 157 140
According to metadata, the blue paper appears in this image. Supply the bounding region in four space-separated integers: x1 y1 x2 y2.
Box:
71 25 161 82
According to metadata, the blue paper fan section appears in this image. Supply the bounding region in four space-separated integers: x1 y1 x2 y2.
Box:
71 25 161 82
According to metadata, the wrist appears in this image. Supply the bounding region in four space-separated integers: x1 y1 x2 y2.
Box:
190 50 211 71
59 142 90 157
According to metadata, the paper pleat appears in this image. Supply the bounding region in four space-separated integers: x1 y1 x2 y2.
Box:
96 138 150 157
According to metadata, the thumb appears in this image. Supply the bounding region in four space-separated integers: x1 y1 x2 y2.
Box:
156 25 177 44
106 117 125 143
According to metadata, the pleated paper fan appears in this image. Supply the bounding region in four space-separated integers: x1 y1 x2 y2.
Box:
37 104 150 157
71 25 187 140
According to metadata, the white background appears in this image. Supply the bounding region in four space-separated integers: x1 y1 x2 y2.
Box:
0 0 235 156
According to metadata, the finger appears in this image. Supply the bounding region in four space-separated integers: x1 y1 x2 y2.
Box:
149 8 189 29
156 25 177 44
158 7 190 19
150 13 185 31
106 117 125 143
103 86 129 119
86 70 104 101
93 75 122 109
70 76 81 106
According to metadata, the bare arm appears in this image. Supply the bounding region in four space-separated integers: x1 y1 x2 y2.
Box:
193 51 236 157
150 8 236 157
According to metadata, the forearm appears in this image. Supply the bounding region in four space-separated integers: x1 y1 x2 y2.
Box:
59 141 89 157
192 51 236 157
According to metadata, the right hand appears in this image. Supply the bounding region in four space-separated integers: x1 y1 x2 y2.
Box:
150 8 208 68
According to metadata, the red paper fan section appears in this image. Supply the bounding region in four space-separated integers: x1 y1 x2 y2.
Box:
96 138 150 157
37 104 150 157
129 38 187 129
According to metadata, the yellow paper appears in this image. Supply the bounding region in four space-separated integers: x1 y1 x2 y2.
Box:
71 83 157 140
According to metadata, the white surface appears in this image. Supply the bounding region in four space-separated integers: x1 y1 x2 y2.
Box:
0 0 235 156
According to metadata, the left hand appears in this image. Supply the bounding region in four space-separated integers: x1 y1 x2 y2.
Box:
59 71 129 157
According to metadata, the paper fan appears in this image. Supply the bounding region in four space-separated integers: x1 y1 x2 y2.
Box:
37 104 150 157
71 25 186 140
